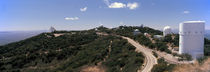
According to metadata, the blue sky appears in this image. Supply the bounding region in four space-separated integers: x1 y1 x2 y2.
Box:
0 0 210 31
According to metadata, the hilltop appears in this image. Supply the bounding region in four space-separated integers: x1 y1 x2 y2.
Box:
0 28 145 72
0 26 209 72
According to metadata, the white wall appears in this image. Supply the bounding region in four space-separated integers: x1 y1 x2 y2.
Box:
179 21 205 59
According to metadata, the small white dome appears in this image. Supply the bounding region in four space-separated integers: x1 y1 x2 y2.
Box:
134 29 139 32
163 26 171 36
163 26 171 31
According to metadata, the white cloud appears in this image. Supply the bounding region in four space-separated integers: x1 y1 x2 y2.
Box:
127 2 139 10
103 0 139 10
80 7 87 12
64 17 79 21
109 2 126 8
183 11 190 14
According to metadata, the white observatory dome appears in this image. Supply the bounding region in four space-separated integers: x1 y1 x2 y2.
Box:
163 26 172 36
134 29 139 32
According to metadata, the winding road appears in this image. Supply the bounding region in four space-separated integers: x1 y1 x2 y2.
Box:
97 32 157 72
97 32 191 72
122 36 157 72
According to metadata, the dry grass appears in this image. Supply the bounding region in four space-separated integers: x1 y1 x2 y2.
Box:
81 66 106 72
54 34 64 37
173 58 210 72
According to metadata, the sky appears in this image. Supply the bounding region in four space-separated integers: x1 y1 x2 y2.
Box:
0 0 210 31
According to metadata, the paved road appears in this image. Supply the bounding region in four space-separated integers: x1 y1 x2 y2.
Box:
122 36 157 72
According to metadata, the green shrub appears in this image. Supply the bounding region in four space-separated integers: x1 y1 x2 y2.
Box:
178 53 192 61
152 51 158 58
152 58 176 72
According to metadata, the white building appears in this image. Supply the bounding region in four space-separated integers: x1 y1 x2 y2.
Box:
144 33 149 36
179 21 205 59
163 26 172 36
133 29 141 35
95 28 98 31
153 35 163 39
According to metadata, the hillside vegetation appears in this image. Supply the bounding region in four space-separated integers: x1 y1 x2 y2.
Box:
0 30 144 72
0 26 209 72
111 26 171 53
204 38 210 56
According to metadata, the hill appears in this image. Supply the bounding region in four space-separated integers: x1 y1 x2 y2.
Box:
0 30 144 72
0 31 46 45
96 26 210 72
205 34 210 40
0 26 209 72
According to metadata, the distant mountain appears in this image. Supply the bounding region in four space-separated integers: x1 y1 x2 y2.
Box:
0 30 47 45
0 26 209 72
171 29 210 40
205 30 210 39
172 29 179 34
206 30 210 34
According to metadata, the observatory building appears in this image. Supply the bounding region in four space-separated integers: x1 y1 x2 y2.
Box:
163 26 172 36
50 26 56 32
179 21 205 59
133 29 141 35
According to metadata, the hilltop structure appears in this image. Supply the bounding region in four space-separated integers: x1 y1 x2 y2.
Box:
153 26 171 40
50 26 56 32
140 24 144 28
153 35 163 39
133 29 141 35
163 26 172 36
179 21 205 59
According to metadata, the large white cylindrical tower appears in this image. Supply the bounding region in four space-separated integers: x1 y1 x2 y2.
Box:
179 21 205 59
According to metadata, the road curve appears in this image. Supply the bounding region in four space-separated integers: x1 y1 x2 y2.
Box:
122 36 157 72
